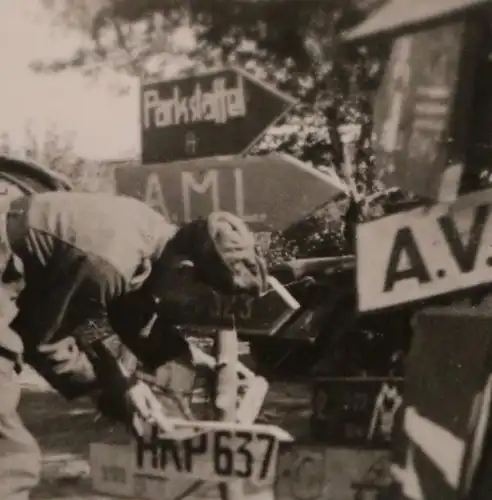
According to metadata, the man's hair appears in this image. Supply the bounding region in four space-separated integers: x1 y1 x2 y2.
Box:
160 212 268 296
198 212 268 295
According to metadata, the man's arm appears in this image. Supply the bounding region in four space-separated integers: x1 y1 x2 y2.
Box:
12 246 175 432
107 290 192 372
11 247 128 400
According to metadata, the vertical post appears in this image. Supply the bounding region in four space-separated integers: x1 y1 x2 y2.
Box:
214 328 243 500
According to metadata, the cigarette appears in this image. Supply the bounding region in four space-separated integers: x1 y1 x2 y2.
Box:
267 276 301 311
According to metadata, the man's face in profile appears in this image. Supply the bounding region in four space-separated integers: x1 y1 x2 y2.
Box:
1 256 25 305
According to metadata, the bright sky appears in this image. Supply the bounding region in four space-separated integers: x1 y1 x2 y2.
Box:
0 2 141 160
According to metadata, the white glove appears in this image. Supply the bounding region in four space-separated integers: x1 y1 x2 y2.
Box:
38 337 96 382
126 380 174 436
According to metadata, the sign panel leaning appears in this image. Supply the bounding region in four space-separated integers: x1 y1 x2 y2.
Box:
114 153 347 233
371 21 477 203
357 186 492 312
141 67 297 164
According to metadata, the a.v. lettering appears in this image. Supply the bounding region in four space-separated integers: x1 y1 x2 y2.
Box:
383 204 491 293
383 227 431 293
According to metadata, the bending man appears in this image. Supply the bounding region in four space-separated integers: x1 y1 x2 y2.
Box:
0 191 268 499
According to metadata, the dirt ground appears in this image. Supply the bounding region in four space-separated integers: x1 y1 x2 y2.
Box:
19 368 312 500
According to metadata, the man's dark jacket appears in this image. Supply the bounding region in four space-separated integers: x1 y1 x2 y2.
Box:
6 192 181 398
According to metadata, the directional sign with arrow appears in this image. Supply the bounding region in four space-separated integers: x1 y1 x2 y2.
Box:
140 67 297 164
113 153 347 232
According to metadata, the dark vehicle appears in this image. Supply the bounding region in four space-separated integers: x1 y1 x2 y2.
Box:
247 253 415 378
242 188 420 379
246 185 489 379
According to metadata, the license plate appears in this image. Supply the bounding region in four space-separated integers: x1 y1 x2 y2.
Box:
90 422 292 497
135 427 282 484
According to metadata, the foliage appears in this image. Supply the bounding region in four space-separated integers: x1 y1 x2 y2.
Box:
34 0 394 268
22 2 412 378
35 0 389 173
264 186 408 266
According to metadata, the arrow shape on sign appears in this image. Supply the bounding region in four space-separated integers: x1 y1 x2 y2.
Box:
114 153 348 232
140 67 298 164
233 66 298 154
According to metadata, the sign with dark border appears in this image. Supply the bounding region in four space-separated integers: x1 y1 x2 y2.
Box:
140 67 296 164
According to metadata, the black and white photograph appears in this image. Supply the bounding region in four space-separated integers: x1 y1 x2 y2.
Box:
1 1 491 499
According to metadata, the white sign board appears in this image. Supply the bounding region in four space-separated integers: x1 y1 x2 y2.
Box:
91 422 291 499
357 186 492 311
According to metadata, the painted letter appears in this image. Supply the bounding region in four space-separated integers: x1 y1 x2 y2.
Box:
144 173 171 220
234 168 259 223
182 170 220 222
383 227 432 293
142 90 160 129
437 204 490 273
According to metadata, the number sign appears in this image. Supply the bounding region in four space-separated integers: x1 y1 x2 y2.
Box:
134 426 278 485
310 378 404 449
373 20 479 202
183 289 300 336
90 422 292 498
164 278 307 337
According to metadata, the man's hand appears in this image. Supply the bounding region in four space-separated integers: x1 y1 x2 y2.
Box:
95 375 174 437
38 337 79 374
37 337 96 382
